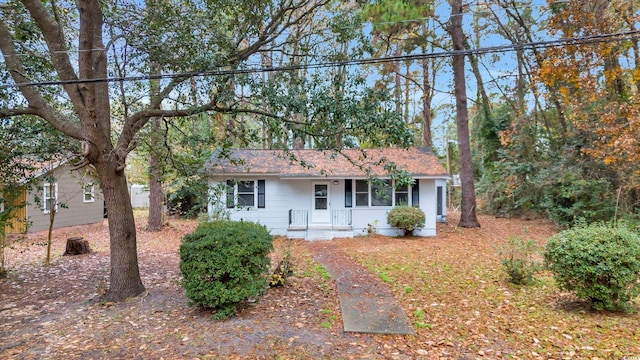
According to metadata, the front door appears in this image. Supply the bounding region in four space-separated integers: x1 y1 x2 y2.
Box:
311 182 330 224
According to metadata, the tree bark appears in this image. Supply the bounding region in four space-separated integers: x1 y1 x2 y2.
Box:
2 0 329 302
0 0 146 301
147 34 164 231
421 58 433 147
448 0 480 228
147 118 163 231
98 161 145 301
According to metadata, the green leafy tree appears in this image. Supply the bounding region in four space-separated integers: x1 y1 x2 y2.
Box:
361 0 442 146
0 0 331 301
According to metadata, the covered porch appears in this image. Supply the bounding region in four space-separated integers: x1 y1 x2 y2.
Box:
287 209 353 240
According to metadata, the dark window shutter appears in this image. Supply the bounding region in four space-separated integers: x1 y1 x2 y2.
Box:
436 186 443 215
411 180 420 207
345 179 352 208
226 180 235 208
257 180 266 208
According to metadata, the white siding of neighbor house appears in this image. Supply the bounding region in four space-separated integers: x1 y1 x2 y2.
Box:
130 184 150 209
26 165 104 233
208 177 446 238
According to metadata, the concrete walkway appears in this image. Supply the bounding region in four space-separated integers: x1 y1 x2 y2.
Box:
307 242 415 335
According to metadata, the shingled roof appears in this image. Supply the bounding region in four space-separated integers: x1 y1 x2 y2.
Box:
204 147 448 178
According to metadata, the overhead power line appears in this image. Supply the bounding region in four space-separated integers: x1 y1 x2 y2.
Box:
1 30 638 90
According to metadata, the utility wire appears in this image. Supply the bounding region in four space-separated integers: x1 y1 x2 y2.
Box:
0 2 552 58
1 30 638 90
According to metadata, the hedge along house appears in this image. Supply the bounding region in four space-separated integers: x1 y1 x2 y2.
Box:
3 160 104 234
205 147 449 240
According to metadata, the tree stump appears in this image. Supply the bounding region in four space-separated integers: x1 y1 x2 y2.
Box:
63 237 92 256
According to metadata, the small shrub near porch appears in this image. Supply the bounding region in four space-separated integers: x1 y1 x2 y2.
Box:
179 220 273 319
387 206 425 236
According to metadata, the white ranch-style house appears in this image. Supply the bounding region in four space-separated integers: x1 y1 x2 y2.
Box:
205 147 449 240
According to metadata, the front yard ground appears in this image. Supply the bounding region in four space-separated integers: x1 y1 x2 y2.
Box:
1 212 638 359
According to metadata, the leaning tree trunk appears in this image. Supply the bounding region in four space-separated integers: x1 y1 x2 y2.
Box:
97 162 145 301
448 0 480 228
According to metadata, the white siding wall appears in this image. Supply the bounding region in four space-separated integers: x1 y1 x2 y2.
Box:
414 179 437 236
207 177 445 238
349 179 438 237
208 177 309 236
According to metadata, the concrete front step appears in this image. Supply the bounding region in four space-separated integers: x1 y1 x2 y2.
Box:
305 230 334 241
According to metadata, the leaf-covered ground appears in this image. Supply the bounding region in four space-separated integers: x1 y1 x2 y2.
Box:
1 212 639 359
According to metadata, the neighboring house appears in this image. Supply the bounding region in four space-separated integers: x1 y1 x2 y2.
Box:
130 184 150 209
4 161 104 234
205 147 449 240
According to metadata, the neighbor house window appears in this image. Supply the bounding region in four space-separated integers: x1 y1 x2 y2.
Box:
226 180 264 208
83 184 95 203
43 182 58 213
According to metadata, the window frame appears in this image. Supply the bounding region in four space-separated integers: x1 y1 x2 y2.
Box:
394 183 409 206
43 182 58 214
355 179 369 207
371 179 392 207
236 180 255 207
351 179 418 208
225 179 265 209
83 183 95 203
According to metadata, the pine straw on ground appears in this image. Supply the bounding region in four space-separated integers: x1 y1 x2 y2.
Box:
1 212 639 359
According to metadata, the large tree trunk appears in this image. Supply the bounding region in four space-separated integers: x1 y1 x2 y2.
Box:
147 118 163 231
448 0 480 228
98 162 145 301
147 47 163 231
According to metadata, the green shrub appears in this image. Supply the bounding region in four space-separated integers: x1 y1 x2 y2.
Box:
387 206 425 236
179 220 273 319
544 223 640 312
500 237 541 285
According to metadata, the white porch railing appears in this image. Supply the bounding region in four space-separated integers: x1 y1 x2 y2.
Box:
331 209 352 227
288 209 352 229
288 209 308 228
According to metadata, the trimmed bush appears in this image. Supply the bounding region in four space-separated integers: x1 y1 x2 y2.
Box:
179 220 273 319
500 236 541 285
387 206 425 236
544 223 640 312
